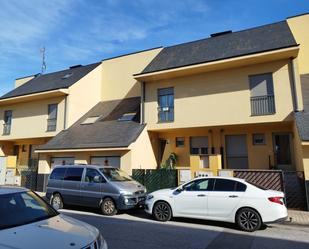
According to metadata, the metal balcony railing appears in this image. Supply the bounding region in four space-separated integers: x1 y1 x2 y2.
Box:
250 95 276 116
157 106 174 122
3 124 11 135
47 118 57 131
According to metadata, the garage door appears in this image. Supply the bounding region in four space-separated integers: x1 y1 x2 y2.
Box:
90 156 120 168
50 157 75 169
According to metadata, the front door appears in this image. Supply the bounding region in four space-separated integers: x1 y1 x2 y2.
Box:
173 178 213 218
225 135 248 169
273 133 293 170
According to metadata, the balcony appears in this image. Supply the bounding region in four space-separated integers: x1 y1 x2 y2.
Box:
47 118 57 132
250 95 276 116
3 124 11 135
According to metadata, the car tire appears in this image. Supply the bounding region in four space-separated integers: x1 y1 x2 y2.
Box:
51 193 64 210
153 201 172 222
236 208 262 232
101 198 117 216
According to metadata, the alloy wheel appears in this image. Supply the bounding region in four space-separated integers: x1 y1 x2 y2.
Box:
238 209 261 232
52 195 62 210
102 198 117 216
154 202 171 221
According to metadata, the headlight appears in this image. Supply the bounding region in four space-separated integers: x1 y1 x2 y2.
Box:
146 194 154 200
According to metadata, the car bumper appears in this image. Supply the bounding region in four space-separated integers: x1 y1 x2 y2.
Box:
264 216 288 224
116 195 146 210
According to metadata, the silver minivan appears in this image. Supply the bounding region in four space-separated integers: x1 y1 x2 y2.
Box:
46 165 146 215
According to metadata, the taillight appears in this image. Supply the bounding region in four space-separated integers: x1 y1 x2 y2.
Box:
268 196 284 205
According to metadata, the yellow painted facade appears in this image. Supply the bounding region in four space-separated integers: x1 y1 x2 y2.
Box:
144 59 295 130
101 48 162 101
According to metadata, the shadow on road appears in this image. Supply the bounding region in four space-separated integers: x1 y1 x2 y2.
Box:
62 207 309 249
63 204 267 232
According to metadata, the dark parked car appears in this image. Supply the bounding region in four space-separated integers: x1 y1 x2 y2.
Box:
46 165 146 215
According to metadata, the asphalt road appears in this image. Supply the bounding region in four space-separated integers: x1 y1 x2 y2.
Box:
60 208 309 249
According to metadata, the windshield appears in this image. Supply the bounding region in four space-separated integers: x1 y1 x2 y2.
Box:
99 168 133 182
0 191 58 230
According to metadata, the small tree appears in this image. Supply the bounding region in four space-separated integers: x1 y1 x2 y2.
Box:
161 152 178 169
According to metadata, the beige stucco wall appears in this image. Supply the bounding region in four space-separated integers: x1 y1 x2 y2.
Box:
128 127 157 170
15 75 35 88
288 14 309 75
0 96 66 140
145 59 295 130
101 48 162 101
66 64 102 127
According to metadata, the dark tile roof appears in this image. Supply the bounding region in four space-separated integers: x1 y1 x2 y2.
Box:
38 97 145 150
140 21 297 74
1 62 101 99
295 111 309 141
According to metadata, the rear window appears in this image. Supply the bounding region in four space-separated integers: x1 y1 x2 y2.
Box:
63 168 84 182
213 179 246 192
49 168 66 180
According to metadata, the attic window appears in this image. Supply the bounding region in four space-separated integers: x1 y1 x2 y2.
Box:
61 73 73 79
81 116 100 125
118 112 136 122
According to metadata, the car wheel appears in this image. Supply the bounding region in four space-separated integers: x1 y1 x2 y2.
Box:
51 193 64 210
153 201 172 222
236 208 262 232
101 198 117 216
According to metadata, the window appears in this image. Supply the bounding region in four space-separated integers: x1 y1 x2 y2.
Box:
85 168 105 183
63 167 84 181
253 133 266 145
249 73 276 116
213 179 246 192
118 112 137 122
3 110 12 135
81 116 100 125
176 137 185 147
47 104 58 131
184 178 214 191
235 182 247 192
190 136 208 155
158 87 174 122
49 167 66 180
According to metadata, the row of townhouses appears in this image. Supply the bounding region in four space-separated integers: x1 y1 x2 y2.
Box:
0 13 309 209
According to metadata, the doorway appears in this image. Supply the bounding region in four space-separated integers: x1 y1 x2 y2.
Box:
273 133 293 170
225 135 249 169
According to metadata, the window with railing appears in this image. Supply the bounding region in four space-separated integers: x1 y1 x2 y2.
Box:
249 73 276 116
47 104 58 131
158 87 174 122
3 110 12 135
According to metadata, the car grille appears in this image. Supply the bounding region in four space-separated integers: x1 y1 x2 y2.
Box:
134 190 145 195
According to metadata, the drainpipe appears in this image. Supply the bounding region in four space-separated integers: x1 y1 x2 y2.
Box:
140 82 145 124
289 58 303 112
63 95 68 129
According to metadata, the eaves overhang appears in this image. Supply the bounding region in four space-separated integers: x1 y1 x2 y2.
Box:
35 147 130 153
134 45 299 82
0 89 69 106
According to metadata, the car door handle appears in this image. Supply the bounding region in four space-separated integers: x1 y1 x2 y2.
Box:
197 194 206 197
229 195 239 198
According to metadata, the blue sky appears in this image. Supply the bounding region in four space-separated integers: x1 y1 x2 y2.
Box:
0 0 308 96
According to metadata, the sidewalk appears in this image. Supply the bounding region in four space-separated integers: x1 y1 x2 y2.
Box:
286 210 309 226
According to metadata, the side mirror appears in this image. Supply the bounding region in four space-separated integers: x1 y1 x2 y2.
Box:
176 186 184 192
93 175 103 183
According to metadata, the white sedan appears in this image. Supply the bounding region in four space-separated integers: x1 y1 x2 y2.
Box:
0 186 108 249
145 177 287 232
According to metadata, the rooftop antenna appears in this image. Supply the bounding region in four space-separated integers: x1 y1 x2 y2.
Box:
40 47 46 74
